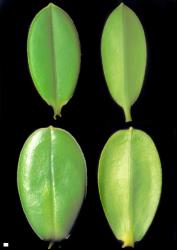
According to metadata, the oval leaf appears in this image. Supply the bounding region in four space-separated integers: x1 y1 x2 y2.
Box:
98 127 162 247
17 126 87 245
101 3 147 122
27 4 81 118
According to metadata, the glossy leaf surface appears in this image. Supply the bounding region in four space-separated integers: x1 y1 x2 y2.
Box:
17 126 87 244
27 4 81 118
98 128 161 247
101 3 147 121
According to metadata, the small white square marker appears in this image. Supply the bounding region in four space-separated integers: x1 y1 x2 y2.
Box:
3 243 9 247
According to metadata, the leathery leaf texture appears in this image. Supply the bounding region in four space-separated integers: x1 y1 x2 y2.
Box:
98 127 162 247
27 3 81 118
101 3 147 122
17 126 87 247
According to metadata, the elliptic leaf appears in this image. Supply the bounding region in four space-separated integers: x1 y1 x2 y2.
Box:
27 4 81 118
98 127 162 247
17 126 87 246
101 3 147 122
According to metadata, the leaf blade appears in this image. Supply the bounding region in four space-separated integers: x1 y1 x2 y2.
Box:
98 127 162 246
17 126 87 242
27 4 81 118
101 3 147 121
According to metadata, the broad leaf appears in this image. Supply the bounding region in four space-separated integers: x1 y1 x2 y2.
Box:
17 126 87 246
98 127 162 247
27 4 81 118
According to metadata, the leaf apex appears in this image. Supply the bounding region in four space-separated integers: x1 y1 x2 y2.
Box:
119 2 128 9
48 3 55 8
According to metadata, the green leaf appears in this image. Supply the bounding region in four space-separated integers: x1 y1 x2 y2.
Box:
17 126 87 243
101 3 147 122
98 127 162 247
27 3 81 118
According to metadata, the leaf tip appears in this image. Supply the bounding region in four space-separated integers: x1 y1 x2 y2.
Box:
119 2 127 10
48 2 55 8
129 126 133 132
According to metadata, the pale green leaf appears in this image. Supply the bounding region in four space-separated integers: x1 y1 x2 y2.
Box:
101 3 147 121
98 127 162 247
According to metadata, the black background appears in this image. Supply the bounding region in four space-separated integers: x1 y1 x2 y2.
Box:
0 0 176 249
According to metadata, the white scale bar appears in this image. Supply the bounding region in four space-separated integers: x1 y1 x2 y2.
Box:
3 243 9 247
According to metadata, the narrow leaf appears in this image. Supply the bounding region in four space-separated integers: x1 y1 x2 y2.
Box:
17 126 87 243
101 3 147 122
98 127 162 247
27 4 81 118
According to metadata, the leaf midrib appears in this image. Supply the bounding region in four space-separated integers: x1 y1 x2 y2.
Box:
121 4 130 114
48 4 58 109
49 127 57 239
126 128 134 243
